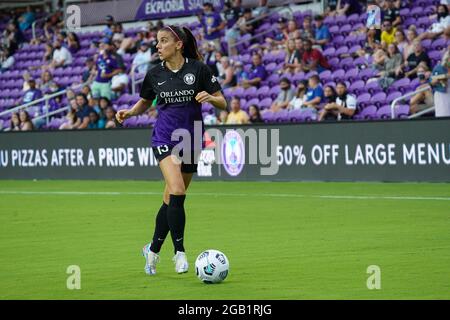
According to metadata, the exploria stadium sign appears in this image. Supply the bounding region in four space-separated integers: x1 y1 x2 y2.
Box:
135 0 224 20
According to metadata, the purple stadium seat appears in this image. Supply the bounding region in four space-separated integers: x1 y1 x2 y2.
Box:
349 81 366 95
372 92 387 107
244 86 258 99
245 98 260 110
256 86 270 99
376 105 392 119
386 91 403 105
344 68 359 81
266 74 280 87
331 69 345 81
354 105 377 120
259 97 273 110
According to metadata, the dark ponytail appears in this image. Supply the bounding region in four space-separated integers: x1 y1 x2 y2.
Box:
163 25 202 61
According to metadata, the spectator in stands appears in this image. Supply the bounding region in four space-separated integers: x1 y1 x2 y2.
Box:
303 75 324 110
282 39 302 74
39 70 59 94
104 106 117 129
10 112 20 131
381 20 397 47
301 39 330 73
288 81 308 110
19 110 33 131
202 41 220 76
104 15 115 38
226 98 249 124
3 22 24 54
253 0 270 17
404 41 432 79
224 0 243 56
300 16 314 41
45 39 73 70
264 17 289 51
217 110 229 124
237 8 259 40
59 98 78 130
378 43 403 89
91 38 121 100
319 82 357 121
382 0 402 27
337 0 363 16
132 42 152 74
270 78 295 112
248 105 263 123
199 2 226 50
87 111 100 129
286 20 299 40
66 88 76 102
43 42 54 64
325 0 339 16
18 6 35 32
409 64 433 114
81 85 92 100
111 65 129 99
73 93 90 129
82 57 96 83
420 4 450 40
394 29 408 56
67 32 80 54
403 27 419 60
0 48 14 72
430 50 450 117
241 53 267 89
323 85 338 103
313 15 331 49
219 56 237 89
20 79 42 105
366 0 382 41
215 51 225 77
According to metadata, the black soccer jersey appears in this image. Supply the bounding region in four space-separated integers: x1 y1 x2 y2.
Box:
140 57 222 149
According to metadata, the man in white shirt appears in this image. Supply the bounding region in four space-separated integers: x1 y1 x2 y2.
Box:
132 42 151 74
47 40 72 69
319 82 357 121
111 65 129 99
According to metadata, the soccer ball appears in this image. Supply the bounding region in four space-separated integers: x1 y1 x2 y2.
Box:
195 249 229 284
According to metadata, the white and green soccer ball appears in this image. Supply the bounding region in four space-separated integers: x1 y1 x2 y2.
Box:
195 249 229 284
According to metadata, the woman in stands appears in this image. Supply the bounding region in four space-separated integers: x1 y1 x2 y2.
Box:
116 25 227 275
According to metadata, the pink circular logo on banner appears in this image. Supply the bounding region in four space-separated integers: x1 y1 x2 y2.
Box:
221 130 245 176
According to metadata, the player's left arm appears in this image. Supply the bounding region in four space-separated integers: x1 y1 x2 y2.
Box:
195 91 227 110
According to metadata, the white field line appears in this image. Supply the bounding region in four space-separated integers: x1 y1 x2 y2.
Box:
0 190 449 201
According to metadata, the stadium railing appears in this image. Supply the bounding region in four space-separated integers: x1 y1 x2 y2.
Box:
390 86 435 119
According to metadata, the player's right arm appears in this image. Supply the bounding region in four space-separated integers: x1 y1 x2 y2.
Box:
116 98 153 123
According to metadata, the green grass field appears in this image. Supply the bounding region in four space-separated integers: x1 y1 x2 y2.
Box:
0 180 449 300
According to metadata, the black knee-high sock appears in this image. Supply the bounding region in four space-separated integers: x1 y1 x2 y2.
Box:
167 194 186 253
149 202 169 253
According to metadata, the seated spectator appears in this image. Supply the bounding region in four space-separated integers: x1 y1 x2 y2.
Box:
81 85 92 100
226 98 249 124
404 41 432 79
420 4 450 40
382 0 402 27
132 42 152 74
323 85 338 103
287 20 300 40
301 39 330 73
104 106 117 129
218 110 229 124
430 50 450 117
40 71 59 94
219 56 237 89
236 8 260 41
381 20 397 47
10 112 21 131
282 39 302 74
319 82 357 121
42 43 54 64
104 15 115 38
264 17 289 51
21 79 42 105
409 65 433 114
270 78 295 112
46 40 73 69
241 53 267 89
325 0 339 16
0 48 14 72
337 0 363 16
67 32 80 54
59 98 78 130
303 75 324 110
378 43 403 89
73 93 91 129
18 6 36 32
313 15 331 49
403 27 419 60
253 0 270 17
248 105 263 123
204 113 218 125
288 81 308 110
3 22 24 54
19 110 34 131
87 111 100 129
394 29 408 56
224 0 244 56
300 16 314 41
199 2 226 50
366 0 382 41
82 57 96 83
91 38 121 100
215 51 225 77
111 66 129 98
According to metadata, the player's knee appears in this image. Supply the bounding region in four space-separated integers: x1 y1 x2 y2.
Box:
170 185 186 196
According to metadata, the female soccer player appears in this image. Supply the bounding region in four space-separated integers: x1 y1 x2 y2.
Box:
116 25 227 275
